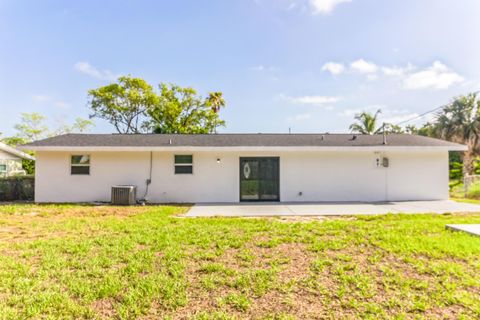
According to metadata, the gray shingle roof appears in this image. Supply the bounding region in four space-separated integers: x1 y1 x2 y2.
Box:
22 133 466 149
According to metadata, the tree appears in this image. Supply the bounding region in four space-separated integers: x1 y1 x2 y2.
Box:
55 117 94 135
148 83 225 134
433 93 480 175
87 77 227 134
87 76 159 133
349 109 383 134
2 113 94 174
14 113 49 142
405 123 436 136
384 123 404 134
206 92 226 133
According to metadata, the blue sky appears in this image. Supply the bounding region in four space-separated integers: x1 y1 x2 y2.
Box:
1 0 480 135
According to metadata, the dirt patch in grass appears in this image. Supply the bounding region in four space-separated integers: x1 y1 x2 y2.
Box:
159 238 480 319
158 242 321 319
91 298 116 319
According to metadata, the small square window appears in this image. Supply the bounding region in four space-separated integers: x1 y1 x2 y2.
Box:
174 155 193 174
71 155 90 175
0 164 6 173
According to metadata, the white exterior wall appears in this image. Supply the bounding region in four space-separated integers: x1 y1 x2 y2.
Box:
0 150 18 159
34 150 449 203
0 150 24 176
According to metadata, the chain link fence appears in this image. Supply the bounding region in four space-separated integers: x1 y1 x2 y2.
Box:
0 176 35 201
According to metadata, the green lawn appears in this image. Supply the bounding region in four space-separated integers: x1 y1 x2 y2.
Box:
0 205 479 319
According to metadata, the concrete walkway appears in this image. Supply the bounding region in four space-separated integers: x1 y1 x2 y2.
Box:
185 200 480 217
446 224 480 236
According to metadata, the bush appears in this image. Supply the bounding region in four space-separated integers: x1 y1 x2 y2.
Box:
466 181 480 199
0 176 34 201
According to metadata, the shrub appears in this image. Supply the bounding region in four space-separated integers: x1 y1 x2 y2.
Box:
466 181 480 199
0 176 34 201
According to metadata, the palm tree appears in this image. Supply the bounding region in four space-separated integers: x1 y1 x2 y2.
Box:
434 93 480 175
207 92 225 113
206 92 226 133
349 109 383 134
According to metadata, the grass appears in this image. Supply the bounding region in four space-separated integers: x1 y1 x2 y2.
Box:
0 204 479 319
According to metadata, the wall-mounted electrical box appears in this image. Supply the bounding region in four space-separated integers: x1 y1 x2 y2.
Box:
375 156 389 168
382 157 389 168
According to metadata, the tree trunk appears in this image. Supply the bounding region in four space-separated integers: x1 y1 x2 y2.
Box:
463 149 475 176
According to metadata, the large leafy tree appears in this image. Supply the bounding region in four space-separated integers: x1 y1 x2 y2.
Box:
349 109 383 134
148 84 225 134
87 76 159 133
88 77 226 134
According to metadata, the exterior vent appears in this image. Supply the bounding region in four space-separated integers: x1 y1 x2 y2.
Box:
111 185 137 205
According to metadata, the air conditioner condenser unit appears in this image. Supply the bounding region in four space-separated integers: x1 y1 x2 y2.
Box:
111 185 137 205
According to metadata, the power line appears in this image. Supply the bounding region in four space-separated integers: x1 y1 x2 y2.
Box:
393 90 480 127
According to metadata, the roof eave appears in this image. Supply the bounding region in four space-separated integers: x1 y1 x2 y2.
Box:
1 143 36 160
21 145 468 152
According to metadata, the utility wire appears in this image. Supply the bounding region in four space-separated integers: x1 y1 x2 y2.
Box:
393 90 480 127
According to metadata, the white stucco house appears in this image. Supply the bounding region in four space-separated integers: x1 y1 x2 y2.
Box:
0 141 35 177
22 133 466 203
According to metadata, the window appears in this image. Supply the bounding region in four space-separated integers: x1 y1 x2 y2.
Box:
71 155 90 175
0 164 6 174
174 155 193 174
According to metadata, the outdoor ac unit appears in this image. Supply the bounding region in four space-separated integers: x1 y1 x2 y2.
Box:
111 185 137 205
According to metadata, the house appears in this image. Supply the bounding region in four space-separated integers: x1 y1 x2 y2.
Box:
0 141 35 177
22 133 466 203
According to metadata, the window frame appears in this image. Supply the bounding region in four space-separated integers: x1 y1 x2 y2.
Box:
70 154 91 175
0 164 7 174
174 155 193 175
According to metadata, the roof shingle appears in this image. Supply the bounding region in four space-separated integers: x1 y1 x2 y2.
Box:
22 133 466 149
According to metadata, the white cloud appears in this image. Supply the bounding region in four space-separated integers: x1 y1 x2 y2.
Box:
382 67 404 77
283 94 341 105
74 61 118 81
350 59 378 74
322 62 345 75
381 63 415 77
403 61 464 90
324 59 464 91
310 0 352 14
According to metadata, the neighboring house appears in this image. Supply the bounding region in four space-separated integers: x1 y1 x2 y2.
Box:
22 133 466 203
0 142 35 177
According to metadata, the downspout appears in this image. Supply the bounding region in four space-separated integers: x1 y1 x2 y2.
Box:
140 151 153 204
382 122 388 201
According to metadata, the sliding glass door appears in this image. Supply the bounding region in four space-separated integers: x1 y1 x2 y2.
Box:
240 157 280 202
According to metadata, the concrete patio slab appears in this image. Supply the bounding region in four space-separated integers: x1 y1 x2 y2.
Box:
185 200 480 217
445 224 480 236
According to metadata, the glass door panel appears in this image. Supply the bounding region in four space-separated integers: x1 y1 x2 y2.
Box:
240 157 279 202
